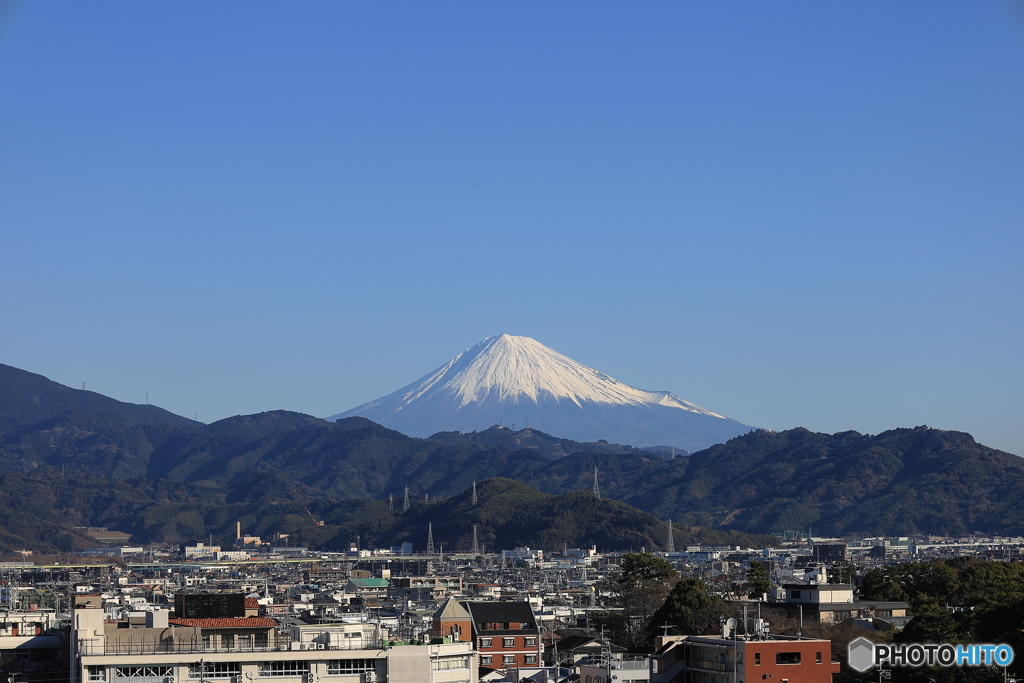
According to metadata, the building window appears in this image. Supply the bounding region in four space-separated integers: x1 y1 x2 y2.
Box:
525 655 537 664
504 638 515 647
189 663 241 679
114 667 173 681
480 637 492 647
327 659 377 675
87 667 106 682
816 652 822 664
754 653 761 665
791 591 801 599
258 661 310 677
481 656 493 665
525 637 537 646
776 652 801 665
503 655 515 664
432 656 470 671
221 633 234 649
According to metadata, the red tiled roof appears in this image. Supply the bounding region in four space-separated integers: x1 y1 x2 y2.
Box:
169 617 276 628
244 597 259 608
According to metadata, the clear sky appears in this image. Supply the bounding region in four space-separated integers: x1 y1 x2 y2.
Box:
2 2 1023 455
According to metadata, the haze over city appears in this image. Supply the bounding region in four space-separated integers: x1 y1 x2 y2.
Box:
2 2 1022 455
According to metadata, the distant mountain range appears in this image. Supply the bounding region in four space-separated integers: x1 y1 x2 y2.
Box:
329 334 753 452
1 360 1023 553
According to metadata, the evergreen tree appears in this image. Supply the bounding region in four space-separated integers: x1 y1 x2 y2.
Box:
747 560 771 598
649 578 728 640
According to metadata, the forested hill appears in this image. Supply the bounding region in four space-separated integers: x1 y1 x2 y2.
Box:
616 426 1024 537
0 363 199 435
0 470 777 554
1 362 1023 543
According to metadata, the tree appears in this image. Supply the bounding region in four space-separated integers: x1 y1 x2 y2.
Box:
747 561 771 598
649 578 729 640
620 552 678 586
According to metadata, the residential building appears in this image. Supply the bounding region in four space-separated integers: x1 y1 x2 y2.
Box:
433 600 541 672
780 582 909 626
650 634 839 683
71 604 476 683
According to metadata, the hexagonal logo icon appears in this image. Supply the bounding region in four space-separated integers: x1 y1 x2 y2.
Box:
848 637 876 672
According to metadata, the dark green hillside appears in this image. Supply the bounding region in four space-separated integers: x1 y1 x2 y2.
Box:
625 426 1024 536
204 410 333 440
313 478 776 553
0 363 198 436
430 425 647 458
2 361 1024 540
0 469 775 554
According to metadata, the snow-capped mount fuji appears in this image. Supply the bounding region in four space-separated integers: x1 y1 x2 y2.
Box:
329 335 753 451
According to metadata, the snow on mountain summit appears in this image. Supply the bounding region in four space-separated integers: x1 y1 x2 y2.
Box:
329 335 751 450
409 334 723 415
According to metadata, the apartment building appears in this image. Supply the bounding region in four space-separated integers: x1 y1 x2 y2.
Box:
71 605 476 683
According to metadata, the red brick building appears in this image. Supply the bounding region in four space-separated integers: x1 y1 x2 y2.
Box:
651 634 839 683
432 598 541 671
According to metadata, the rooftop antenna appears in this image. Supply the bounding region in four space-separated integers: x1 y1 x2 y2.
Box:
666 519 675 554
427 523 435 555
659 624 677 638
471 481 478 506
472 525 480 555
403 487 410 512
592 466 600 499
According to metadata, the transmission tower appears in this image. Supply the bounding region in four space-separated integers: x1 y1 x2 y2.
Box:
388 494 394 511
592 466 600 499
471 525 480 555
427 522 435 555
666 519 675 554
403 486 410 512
471 481 478 506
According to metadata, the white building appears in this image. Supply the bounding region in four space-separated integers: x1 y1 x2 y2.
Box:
71 605 477 683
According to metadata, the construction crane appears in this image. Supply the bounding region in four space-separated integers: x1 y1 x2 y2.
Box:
304 506 325 526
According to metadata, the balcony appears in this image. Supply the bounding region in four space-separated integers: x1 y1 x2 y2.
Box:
77 635 388 657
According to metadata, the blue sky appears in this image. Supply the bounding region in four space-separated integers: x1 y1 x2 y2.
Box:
2 2 1023 454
